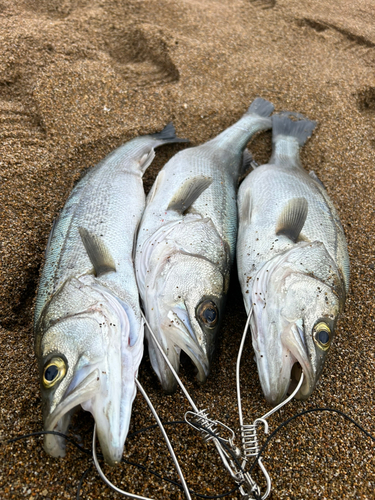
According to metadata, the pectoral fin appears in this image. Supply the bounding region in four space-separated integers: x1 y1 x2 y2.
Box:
276 197 308 243
79 227 116 277
167 175 213 213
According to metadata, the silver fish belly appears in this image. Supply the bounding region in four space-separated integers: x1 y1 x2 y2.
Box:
34 124 187 465
237 112 350 405
136 98 274 392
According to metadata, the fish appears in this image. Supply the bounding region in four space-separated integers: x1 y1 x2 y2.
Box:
135 98 274 393
34 123 188 465
236 112 350 405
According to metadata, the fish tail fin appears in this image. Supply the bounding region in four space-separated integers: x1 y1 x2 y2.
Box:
272 112 317 146
150 122 190 144
245 97 274 118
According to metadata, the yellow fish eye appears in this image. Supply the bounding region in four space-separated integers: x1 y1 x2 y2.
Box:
43 357 67 388
313 322 332 350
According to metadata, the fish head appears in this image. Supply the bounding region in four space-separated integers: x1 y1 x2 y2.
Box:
251 241 345 406
145 251 226 392
36 280 143 465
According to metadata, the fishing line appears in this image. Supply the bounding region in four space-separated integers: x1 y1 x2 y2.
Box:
4 425 243 499
5 409 374 499
6 430 92 455
4 427 242 498
247 406 375 475
76 466 92 500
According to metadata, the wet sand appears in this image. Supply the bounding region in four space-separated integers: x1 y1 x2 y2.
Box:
0 0 374 498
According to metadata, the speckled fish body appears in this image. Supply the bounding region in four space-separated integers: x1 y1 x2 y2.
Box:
34 124 187 465
135 98 274 392
237 113 349 405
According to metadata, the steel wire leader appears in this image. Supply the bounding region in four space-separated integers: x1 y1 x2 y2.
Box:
92 310 304 499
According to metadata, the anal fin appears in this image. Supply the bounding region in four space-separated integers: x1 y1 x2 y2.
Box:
79 227 116 277
167 175 213 213
276 197 308 243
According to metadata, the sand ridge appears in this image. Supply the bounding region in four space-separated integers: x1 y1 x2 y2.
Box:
0 0 374 498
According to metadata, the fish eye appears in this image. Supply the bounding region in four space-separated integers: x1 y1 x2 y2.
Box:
196 300 219 328
43 357 67 388
313 322 332 350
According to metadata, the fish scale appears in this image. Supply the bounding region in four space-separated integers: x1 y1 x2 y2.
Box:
35 145 147 323
238 165 348 301
237 112 349 406
34 123 187 465
136 98 274 392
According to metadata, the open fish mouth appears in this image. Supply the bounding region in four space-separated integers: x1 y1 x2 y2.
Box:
287 362 311 399
146 307 211 393
253 319 314 406
288 362 303 395
258 355 312 406
282 322 314 401
168 306 211 382
44 368 101 458
44 363 133 466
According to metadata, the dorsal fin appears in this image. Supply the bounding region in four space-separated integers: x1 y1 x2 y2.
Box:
79 227 116 277
276 197 308 242
167 175 213 213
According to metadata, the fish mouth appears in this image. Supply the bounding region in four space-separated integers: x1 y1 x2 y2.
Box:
284 323 314 400
288 362 304 395
44 362 134 466
44 368 101 458
255 323 313 406
147 307 210 393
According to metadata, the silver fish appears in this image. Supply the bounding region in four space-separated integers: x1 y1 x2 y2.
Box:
34 123 187 465
237 112 349 405
135 98 274 393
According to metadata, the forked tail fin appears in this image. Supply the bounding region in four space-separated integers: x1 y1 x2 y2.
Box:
150 122 190 144
245 97 274 117
272 112 317 146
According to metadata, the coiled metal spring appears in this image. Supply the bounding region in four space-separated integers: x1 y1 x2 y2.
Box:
185 409 219 443
241 423 260 458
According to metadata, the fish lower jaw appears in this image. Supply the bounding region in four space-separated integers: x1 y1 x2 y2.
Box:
148 334 210 393
95 431 124 466
43 435 66 458
258 353 309 406
43 410 73 458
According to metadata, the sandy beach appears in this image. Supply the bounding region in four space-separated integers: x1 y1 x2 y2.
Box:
0 0 374 498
